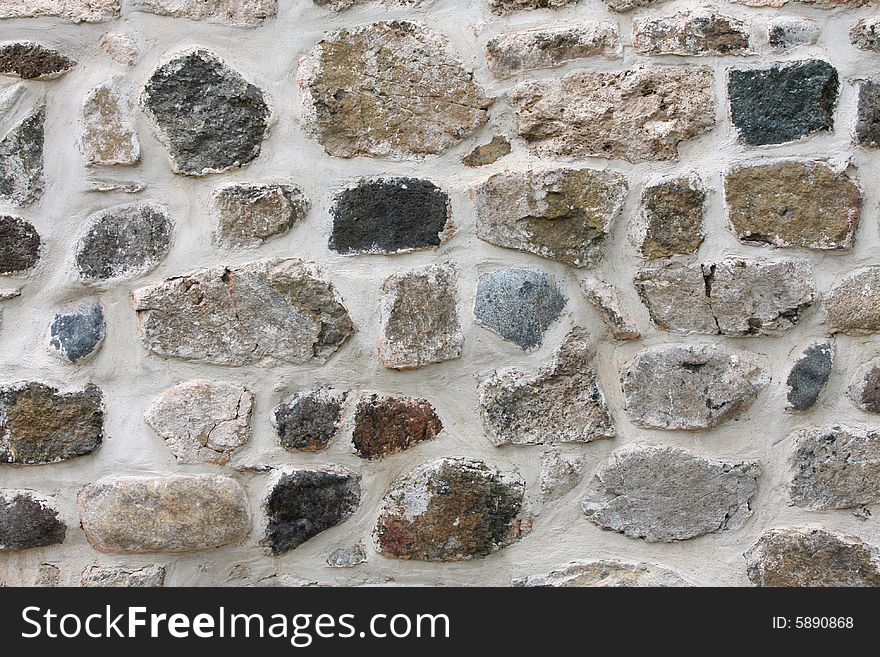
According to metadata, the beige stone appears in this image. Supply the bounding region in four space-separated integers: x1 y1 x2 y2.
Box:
580 278 640 340
0 0 120 22
825 267 880 335
81 80 140 167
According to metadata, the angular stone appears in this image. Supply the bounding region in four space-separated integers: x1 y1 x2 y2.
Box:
479 328 614 446
0 107 44 206
79 474 250 553
735 0 878 5
101 33 138 66
490 0 581 10
516 561 691 587
76 202 172 282
462 136 510 167
473 168 627 268
327 544 366 568
299 22 491 159
379 263 461 370
638 176 705 260
0 43 76 79
36 563 60 586
746 528 880 587
47 300 106 364
81 565 166 587
633 11 750 56
540 451 587 500
825 267 880 335
855 80 880 148
263 468 360 555
621 344 768 430
580 279 640 340
0 382 103 464
329 178 450 255
0 490 65 551
132 258 354 365
133 0 277 25
81 80 140 166
512 66 714 162
635 259 815 336
729 61 838 145
143 49 270 175
276 388 346 452
768 18 819 50
583 444 760 542
314 0 427 9
474 269 566 351
374 458 525 561
789 425 880 510
214 183 309 249
851 17 880 52
786 341 833 412
848 358 880 413
0 1 121 22
725 161 860 250
352 394 442 459
0 215 41 274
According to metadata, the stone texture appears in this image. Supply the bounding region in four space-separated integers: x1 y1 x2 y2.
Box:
724 161 860 250
633 11 750 56
132 258 354 365
474 268 566 351
768 18 818 50
603 0 671 9
142 49 270 175
327 544 366 568
133 0 277 25
516 561 691 587
0 43 76 79
299 22 491 159
540 451 587 500
786 341 833 412
580 279 640 340
101 33 138 66
78 474 250 553
76 202 173 282
374 458 525 561
314 0 427 9
47 300 106 364
0 1 121 22
789 425 880 510
825 267 880 335
855 80 880 148
352 394 442 459
621 344 768 430
583 444 760 542
462 136 510 168
0 490 65 551
635 259 815 336
329 178 450 255
379 263 462 370
851 17 880 52
848 358 880 413
746 528 880 587
728 61 838 145
80 564 167 587
479 328 614 446
490 0 581 10
512 66 714 162
263 468 361 555
638 176 705 260
0 215 41 275
0 382 104 464
81 80 140 166
214 183 309 249
275 388 346 452
472 168 627 268
0 107 44 206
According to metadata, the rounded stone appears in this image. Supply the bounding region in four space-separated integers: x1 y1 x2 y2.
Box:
848 358 880 413
0 215 41 274
825 266 880 335
0 42 76 79
351 394 442 460
786 341 833 412
47 300 106 364
275 388 346 452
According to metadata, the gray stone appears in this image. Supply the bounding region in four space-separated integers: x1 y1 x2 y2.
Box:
638 176 705 260
276 388 346 452
0 43 76 79
81 564 166 587
314 0 428 9
516 560 692 587
47 300 106 364
352 394 443 460
214 183 309 249
81 80 140 166
327 544 367 568
786 341 833 412
855 80 880 148
848 358 880 413
825 267 880 335
602 0 671 9
133 0 277 25
851 17 880 52
583 444 760 542
490 0 581 10
0 106 44 206
0 215 41 274
580 279 640 340
633 11 750 56
768 18 819 50
0 490 65 551
0 0 121 22
540 451 587 500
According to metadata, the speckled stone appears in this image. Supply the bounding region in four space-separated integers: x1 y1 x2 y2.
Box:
47 300 106 364
132 0 277 25
352 394 442 459
0 0 121 22
81 565 166 587
638 176 705 260
213 183 309 249
0 107 44 206
786 341 833 412
633 11 750 56
0 215 41 275
768 18 819 50
851 17 880 52
540 451 587 500
275 388 346 452
825 266 880 335
580 278 640 340
489 0 581 11
0 490 65 551
0 43 76 79
848 358 880 413
516 560 692 587
855 80 880 148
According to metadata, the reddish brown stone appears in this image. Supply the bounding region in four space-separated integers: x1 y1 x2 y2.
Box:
351 394 442 460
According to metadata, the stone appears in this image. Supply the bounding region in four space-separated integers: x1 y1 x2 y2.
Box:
489 0 581 10
0 382 104 464
276 388 346 452
0 107 44 206
825 267 880 335
479 328 614 446
635 259 815 336
81 565 166 587
632 11 750 56
789 425 880 510
379 263 462 370
474 269 566 351
142 49 270 175
81 80 140 166
78 474 251 553
516 561 691 587
374 458 525 561
768 18 819 50
0 215 41 274
262 468 361 555
76 202 173 282
637 176 705 260
0 43 76 79
486 23 620 78
724 161 860 250
329 178 451 255
786 341 833 412
214 183 309 249
855 80 880 148
133 0 277 25
851 17 880 52
47 300 106 364
0 1 121 22
583 444 760 542
299 22 491 159
314 0 427 9
602 0 671 9
36 563 60 587
735 0 878 5
145 380 254 465
327 544 367 568
745 528 880 587
728 61 838 145
540 451 587 500
580 279 640 340
621 344 768 430
0 490 65 551
462 136 511 167
132 258 354 365
352 394 443 459
86 179 145 194
512 66 714 162
101 33 138 66
472 168 627 268
848 358 880 413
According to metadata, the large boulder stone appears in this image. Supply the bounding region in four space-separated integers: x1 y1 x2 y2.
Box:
0 490 65 551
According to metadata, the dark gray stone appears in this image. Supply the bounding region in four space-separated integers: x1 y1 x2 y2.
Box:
786 341 833 412
0 42 76 79
48 301 106 363
856 80 880 148
0 491 65 551
0 215 41 274
847 357 880 413
275 388 346 452
0 106 44 206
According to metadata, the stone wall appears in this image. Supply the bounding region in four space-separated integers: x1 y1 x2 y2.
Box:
2 0 880 587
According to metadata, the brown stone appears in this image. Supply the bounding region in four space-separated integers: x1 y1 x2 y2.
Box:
516 560 692 587
462 136 510 168
638 176 705 260
81 80 140 166
632 11 751 56
825 267 880 335
352 394 442 460
848 358 880 413
0 43 76 79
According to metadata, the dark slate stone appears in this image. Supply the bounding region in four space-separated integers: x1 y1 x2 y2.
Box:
0 106 44 206
262 469 361 555
275 388 346 452
856 80 880 148
786 341 833 412
142 49 270 176
0 215 41 274
474 268 567 351
728 60 838 145
0 491 65 551
48 301 106 363
0 43 76 80
329 178 450 255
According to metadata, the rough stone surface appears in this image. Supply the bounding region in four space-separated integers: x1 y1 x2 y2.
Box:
352 394 442 459
848 358 880 413
0 43 76 79
580 278 640 340
275 388 346 452
0 215 41 275
214 183 309 249
851 17 880 52
621 344 768 430
132 258 354 365
47 300 106 364
0 1 121 22
299 22 491 159
0 490 65 551
81 80 140 166
0 383 103 464
374 458 525 561
516 560 691 587
490 0 581 11
638 176 705 260
512 66 714 162
78 474 251 553
583 444 760 542
315 0 426 9
142 49 270 175
462 136 510 167
326 544 366 568
540 451 587 500
0 107 44 206
825 267 880 335
768 18 819 50
633 11 750 56
786 341 833 412
101 33 138 66
855 80 880 148
472 168 627 268
133 0 277 25
80 564 167 587
602 0 671 9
